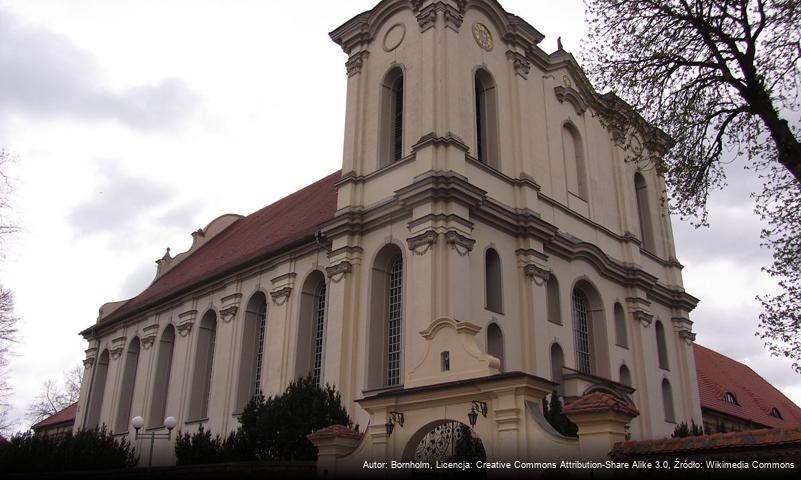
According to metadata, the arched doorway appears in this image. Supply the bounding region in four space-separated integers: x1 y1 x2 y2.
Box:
409 421 486 465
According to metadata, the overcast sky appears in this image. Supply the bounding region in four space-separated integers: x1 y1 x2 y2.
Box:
0 0 797 432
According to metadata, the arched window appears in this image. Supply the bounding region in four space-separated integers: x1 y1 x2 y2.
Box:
379 67 404 168
367 245 404 388
550 343 565 395
662 378 675 422
614 302 628 348
189 311 217 420
236 292 268 412
148 325 175 427
571 281 610 377
296 271 327 384
770 408 783 419
487 323 504 371
619 364 632 387
655 320 669 370
562 123 588 199
547 275 562 325
84 349 109 429
475 69 499 169
114 337 140 433
572 289 592 374
485 248 502 313
634 172 655 252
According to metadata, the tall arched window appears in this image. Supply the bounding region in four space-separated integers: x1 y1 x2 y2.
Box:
367 245 404 388
236 292 268 412
296 271 327 384
614 302 628 348
572 289 592 374
85 349 109 429
634 172 655 252
148 325 175 427
550 343 565 395
547 275 562 325
475 69 499 169
114 337 140 433
662 378 675 422
379 67 404 168
487 323 504 371
485 248 502 313
562 123 588 199
189 311 217 420
571 281 610 377
619 364 632 387
655 320 669 370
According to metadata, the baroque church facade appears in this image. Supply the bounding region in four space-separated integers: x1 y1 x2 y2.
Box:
75 0 702 465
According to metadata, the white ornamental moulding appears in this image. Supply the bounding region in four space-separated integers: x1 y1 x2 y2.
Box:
220 293 242 323
678 330 696 345
345 51 369 77
632 310 654 328
445 231 475 256
270 287 292 306
506 51 531 79
83 347 98 368
523 263 550 286
326 261 353 283
176 310 197 337
554 85 588 116
416 2 465 32
406 230 438 256
109 336 127 360
140 324 160 350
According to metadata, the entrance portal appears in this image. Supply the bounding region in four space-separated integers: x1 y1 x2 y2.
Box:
412 421 487 464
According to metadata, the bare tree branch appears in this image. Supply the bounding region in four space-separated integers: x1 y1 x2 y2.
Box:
584 0 801 370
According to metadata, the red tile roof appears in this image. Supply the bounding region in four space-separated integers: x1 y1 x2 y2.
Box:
612 426 801 456
101 171 341 325
32 402 78 430
694 343 801 429
307 424 363 442
563 391 640 418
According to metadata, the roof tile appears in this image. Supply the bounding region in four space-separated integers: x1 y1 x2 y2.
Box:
694 344 801 429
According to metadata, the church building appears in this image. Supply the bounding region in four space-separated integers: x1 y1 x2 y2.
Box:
75 0 705 466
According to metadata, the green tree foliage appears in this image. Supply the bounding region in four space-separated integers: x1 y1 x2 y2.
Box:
238 374 352 461
671 420 705 438
584 0 801 371
173 425 250 466
542 391 578 438
175 374 352 464
0 426 136 473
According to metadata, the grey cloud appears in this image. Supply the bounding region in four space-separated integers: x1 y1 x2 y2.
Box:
68 161 172 236
120 261 157 299
157 201 205 232
0 9 198 131
695 303 801 393
68 160 206 251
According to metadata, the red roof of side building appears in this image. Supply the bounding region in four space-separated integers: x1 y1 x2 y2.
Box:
613 426 801 457
100 171 341 325
32 402 78 430
694 343 801 429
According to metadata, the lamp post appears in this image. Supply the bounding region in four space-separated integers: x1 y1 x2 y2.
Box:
385 411 405 436
131 415 177 470
467 400 488 427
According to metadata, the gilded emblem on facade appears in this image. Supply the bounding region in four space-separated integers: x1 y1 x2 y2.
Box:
472 23 493 51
